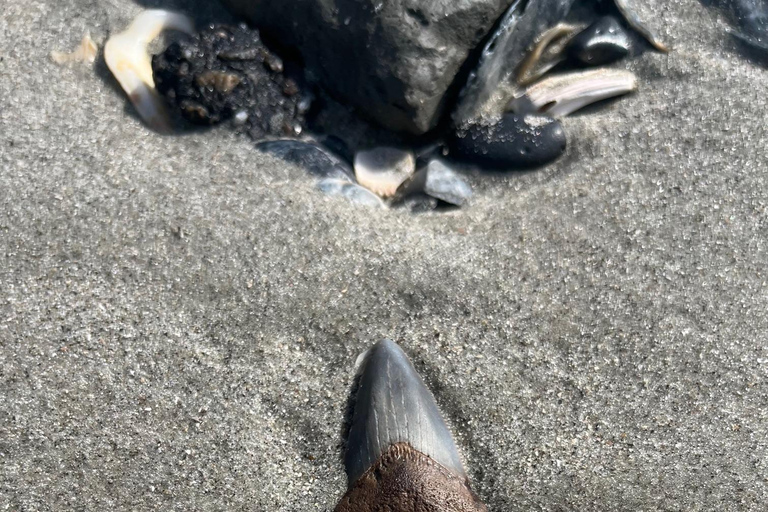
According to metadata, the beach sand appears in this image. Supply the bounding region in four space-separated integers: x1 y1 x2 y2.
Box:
1 0 767 509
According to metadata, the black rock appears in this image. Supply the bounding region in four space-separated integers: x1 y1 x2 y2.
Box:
152 24 306 140
450 113 566 168
567 16 631 66
256 140 355 182
219 0 518 134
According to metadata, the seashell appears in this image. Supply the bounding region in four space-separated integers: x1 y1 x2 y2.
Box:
521 68 637 118
256 139 355 182
51 33 98 65
613 0 669 53
354 147 416 198
516 23 581 86
336 340 486 512
453 0 578 124
104 10 195 133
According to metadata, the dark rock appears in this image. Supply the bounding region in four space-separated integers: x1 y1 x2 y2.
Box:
567 16 631 66
152 24 306 140
450 113 566 168
401 193 440 213
713 0 768 53
256 140 355 182
219 0 518 135
396 159 472 207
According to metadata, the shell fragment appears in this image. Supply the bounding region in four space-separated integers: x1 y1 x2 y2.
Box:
354 147 416 198
522 68 637 118
104 10 195 132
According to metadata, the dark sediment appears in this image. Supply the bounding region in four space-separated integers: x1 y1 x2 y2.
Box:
152 23 307 140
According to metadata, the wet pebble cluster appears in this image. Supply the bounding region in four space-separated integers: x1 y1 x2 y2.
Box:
104 1 669 212
257 141 472 210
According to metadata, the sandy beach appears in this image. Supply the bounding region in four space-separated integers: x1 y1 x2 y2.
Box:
1 0 767 510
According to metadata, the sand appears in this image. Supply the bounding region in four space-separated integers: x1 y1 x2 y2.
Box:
1 0 767 510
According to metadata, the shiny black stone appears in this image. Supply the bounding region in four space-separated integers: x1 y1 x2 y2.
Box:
450 113 566 169
567 16 631 66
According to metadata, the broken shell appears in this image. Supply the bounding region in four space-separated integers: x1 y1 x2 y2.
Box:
354 147 416 198
522 68 638 118
396 159 473 207
256 139 356 182
316 179 386 208
614 0 669 53
516 23 581 86
104 10 195 133
51 33 98 65
453 0 578 124
336 340 486 512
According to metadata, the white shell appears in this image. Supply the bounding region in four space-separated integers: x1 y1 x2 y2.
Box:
523 69 637 118
104 10 195 132
51 33 98 65
354 147 416 198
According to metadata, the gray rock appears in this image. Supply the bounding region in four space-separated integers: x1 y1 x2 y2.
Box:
397 159 473 207
219 0 517 134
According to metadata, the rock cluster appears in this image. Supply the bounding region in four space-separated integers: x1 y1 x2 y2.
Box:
219 0 517 135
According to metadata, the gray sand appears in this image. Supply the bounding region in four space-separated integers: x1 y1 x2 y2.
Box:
1 1 767 510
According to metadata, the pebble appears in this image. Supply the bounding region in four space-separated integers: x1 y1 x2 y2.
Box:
567 16 631 66
256 140 355 182
316 179 387 208
396 159 472 207
450 114 566 168
401 194 439 213
354 147 416 198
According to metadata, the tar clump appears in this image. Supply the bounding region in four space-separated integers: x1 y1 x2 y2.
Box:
152 24 307 139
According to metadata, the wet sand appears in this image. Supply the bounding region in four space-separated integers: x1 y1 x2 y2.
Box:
1 0 767 510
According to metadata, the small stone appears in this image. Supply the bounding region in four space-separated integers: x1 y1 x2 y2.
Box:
567 16 631 66
401 194 439 213
450 114 566 169
257 140 355 182
354 147 416 198
396 159 472 207
316 179 386 208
